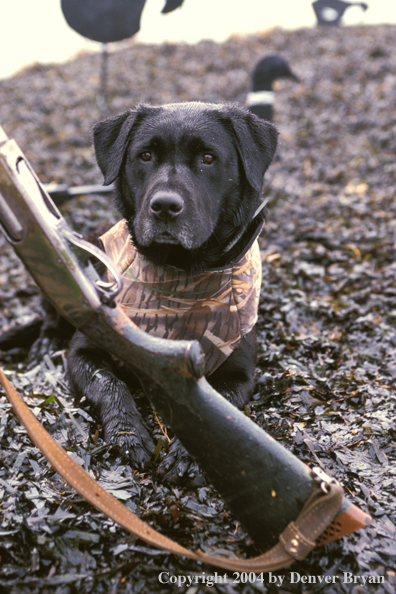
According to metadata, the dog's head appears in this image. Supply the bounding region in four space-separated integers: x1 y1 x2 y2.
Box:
93 102 278 271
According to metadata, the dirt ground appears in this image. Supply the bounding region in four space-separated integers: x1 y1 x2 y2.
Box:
0 23 395 594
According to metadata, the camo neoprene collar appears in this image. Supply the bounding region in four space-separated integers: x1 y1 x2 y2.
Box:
100 219 263 376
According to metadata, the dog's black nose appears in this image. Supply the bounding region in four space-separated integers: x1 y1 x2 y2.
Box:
149 192 184 220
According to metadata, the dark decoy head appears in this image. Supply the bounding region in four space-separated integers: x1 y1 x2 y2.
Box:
246 54 299 121
252 54 299 92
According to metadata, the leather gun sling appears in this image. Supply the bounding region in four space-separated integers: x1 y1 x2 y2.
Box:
0 366 343 572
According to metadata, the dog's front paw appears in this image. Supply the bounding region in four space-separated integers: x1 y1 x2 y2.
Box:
104 412 155 469
118 429 155 469
157 438 206 487
100 390 155 469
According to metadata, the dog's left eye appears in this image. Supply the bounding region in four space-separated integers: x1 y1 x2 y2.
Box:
202 153 214 164
140 151 152 162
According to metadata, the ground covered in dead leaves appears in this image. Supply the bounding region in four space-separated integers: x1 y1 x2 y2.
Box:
0 23 395 594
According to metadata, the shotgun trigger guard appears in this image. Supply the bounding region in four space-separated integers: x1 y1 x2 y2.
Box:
62 228 123 306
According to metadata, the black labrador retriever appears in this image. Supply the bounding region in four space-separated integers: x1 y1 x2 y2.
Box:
67 102 278 484
4 102 278 485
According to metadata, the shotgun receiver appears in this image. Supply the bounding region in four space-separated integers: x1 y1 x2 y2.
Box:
0 126 370 554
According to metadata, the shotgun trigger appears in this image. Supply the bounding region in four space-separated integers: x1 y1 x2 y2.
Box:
62 228 123 306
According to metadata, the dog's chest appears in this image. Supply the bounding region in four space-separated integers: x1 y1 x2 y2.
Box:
101 219 262 375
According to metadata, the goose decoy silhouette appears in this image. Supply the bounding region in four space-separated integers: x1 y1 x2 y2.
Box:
312 1 368 26
61 0 185 43
246 54 299 121
61 0 185 101
61 0 145 43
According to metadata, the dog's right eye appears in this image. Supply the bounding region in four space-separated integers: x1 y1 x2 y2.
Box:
202 153 214 165
140 151 152 162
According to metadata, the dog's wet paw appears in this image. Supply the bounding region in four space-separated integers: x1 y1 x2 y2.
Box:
100 392 155 469
157 438 206 487
104 415 155 469
117 427 155 469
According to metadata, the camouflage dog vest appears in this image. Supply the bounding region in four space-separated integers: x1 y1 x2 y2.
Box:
101 219 262 376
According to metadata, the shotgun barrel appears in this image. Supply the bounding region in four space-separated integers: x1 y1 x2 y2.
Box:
44 183 114 205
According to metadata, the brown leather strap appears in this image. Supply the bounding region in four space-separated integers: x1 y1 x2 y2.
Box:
0 366 343 571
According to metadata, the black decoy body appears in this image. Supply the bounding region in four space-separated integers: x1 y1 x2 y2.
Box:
61 0 185 42
246 54 299 121
312 1 368 26
61 0 146 42
61 0 186 103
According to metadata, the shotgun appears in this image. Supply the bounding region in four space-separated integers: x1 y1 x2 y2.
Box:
0 126 370 555
44 182 114 206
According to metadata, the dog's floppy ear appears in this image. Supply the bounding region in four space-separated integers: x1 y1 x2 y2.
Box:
225 105 278 192
93 110 138 186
